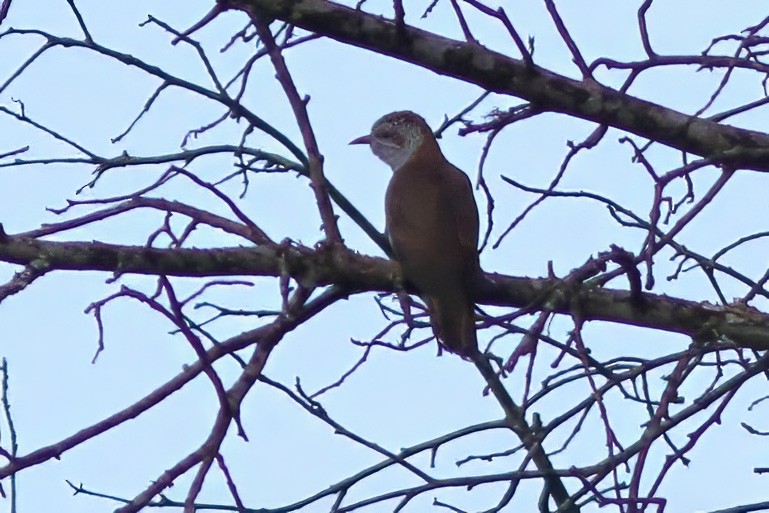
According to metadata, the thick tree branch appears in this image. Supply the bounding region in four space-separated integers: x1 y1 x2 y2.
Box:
227 0 769 171
1 235 768 350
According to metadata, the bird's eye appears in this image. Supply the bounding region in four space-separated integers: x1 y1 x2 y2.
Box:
374 129 404 148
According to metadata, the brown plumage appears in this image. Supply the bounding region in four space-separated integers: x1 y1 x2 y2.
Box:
351 111 482 357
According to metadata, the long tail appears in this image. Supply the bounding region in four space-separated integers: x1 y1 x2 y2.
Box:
426 291 478 357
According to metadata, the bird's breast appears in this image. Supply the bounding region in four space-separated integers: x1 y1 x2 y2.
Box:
385 167 466 295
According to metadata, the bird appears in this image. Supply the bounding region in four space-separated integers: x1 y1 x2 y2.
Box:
350 111 482 357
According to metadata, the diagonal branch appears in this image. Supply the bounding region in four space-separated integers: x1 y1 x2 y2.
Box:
253 18 342 244
473 353 578 512
228 0 769 171
0 260 49 303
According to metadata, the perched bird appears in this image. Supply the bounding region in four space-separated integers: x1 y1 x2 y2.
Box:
351 111 482 357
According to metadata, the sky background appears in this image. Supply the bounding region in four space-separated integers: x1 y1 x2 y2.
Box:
1 0 769 512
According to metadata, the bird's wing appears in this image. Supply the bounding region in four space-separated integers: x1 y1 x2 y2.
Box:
444 164 482 282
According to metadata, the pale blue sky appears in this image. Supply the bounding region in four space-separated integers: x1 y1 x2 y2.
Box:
1 1 769 512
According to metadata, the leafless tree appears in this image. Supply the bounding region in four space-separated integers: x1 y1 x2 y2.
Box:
2 1 769 512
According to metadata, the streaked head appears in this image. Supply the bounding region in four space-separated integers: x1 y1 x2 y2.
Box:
350 111 434 170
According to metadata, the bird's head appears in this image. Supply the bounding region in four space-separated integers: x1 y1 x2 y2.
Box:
350 111 435 170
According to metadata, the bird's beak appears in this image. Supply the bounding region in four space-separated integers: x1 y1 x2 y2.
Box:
349 135 371 145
